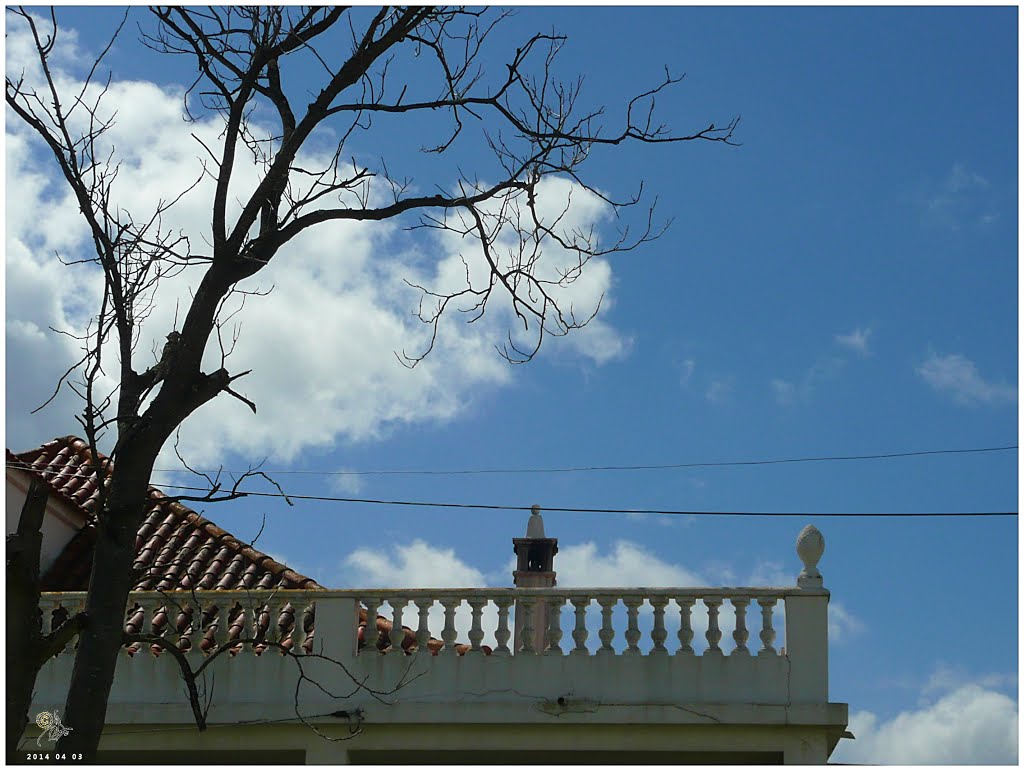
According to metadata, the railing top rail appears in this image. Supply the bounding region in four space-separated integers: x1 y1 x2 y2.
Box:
39 585 825 601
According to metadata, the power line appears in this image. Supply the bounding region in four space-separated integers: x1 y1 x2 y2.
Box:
149 443 1018 477
154 483 1018 517
7 445 1015 484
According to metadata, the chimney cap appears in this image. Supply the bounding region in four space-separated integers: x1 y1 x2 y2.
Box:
526 504 546 538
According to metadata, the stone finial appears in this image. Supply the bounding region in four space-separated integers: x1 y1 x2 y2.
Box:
796 524 825 587
526 504 546 538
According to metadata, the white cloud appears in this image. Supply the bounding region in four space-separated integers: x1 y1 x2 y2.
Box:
916 352 1016 406
827 601 863 643
341 539 818 655
341 539 488 589
771 378 796 406
5 17 629 465
944 163 989 194
678 358 696 387
834 327 872 357
923 162 998 232
327 469 365 495
832 680 1018 764
556 541 706 588
771 352 849 407
338 540 498 647
705 377 735 405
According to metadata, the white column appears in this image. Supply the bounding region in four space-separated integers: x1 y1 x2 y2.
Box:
493 596 512 656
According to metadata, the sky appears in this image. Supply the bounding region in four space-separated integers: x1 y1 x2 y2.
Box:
4 6 1018 764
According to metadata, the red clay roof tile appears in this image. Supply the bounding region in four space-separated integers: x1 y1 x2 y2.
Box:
12 436 487 656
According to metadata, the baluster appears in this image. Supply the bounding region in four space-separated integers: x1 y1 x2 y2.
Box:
518 597 536 655
175 602 191 651
215 601 232 651
570 597 590 656
362 597 381 654
596 596 616 656
389 598 406 654
704 597 723 655
623 596 642 655
650 597 669 655
757 597 778 655
181 600 198 653
235 604 252 654
200 599 217 652
439 597 459 655
64 599 83 653
543 596 563 655
414 598 432 655
493 596 512 656
138 597 159 654
290 600 307 655
38 598 55 638
676 597 695 655
731 597 750 655
467 598 486 653
254 601 271 645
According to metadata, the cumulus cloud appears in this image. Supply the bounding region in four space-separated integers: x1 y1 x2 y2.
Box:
337 537 859 657
827 601 864 643
556 540 706 588
341 539 488 589
337 540 499 646
833 680 1018 764
834 327 872 357
5 15 629 466
916 352 1016 406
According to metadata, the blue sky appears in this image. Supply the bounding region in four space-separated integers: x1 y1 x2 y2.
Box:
5 7 1018 763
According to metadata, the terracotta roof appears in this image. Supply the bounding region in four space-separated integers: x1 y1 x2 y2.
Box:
10 436 486 656
9 436 320 593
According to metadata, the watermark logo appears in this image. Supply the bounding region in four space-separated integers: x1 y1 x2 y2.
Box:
34 710 72 746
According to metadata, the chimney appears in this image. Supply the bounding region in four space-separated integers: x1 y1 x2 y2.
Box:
512 504 557 653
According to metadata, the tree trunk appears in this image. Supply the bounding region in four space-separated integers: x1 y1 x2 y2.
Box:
6 479 49 760
55 482 147 761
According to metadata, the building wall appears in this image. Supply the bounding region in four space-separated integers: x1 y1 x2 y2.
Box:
6 471 86 575
23 721 832 765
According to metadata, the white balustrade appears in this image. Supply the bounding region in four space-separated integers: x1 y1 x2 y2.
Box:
37 587 803 661
518 597 536 655
290 603 307 655
493 596 512 656
623 596 643 656
676 596 695 655
704 597 724 656
362 597 381 653
570 597 589 655
439 597 459 655
758 597 778 655
543 596 563 655
596 597 616 656
389 598 405 654
51 587 830 674
650 597 669 655
414 598 432 655
467 599 486 653
731 597 750 656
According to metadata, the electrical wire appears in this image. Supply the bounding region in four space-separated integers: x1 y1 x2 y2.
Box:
154 443 1019 477
6 444 1017 482
152 482 1018 517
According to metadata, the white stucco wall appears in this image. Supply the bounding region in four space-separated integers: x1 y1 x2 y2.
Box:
6 470 87 574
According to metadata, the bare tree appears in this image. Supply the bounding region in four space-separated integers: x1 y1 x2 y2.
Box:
5 6 737 759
